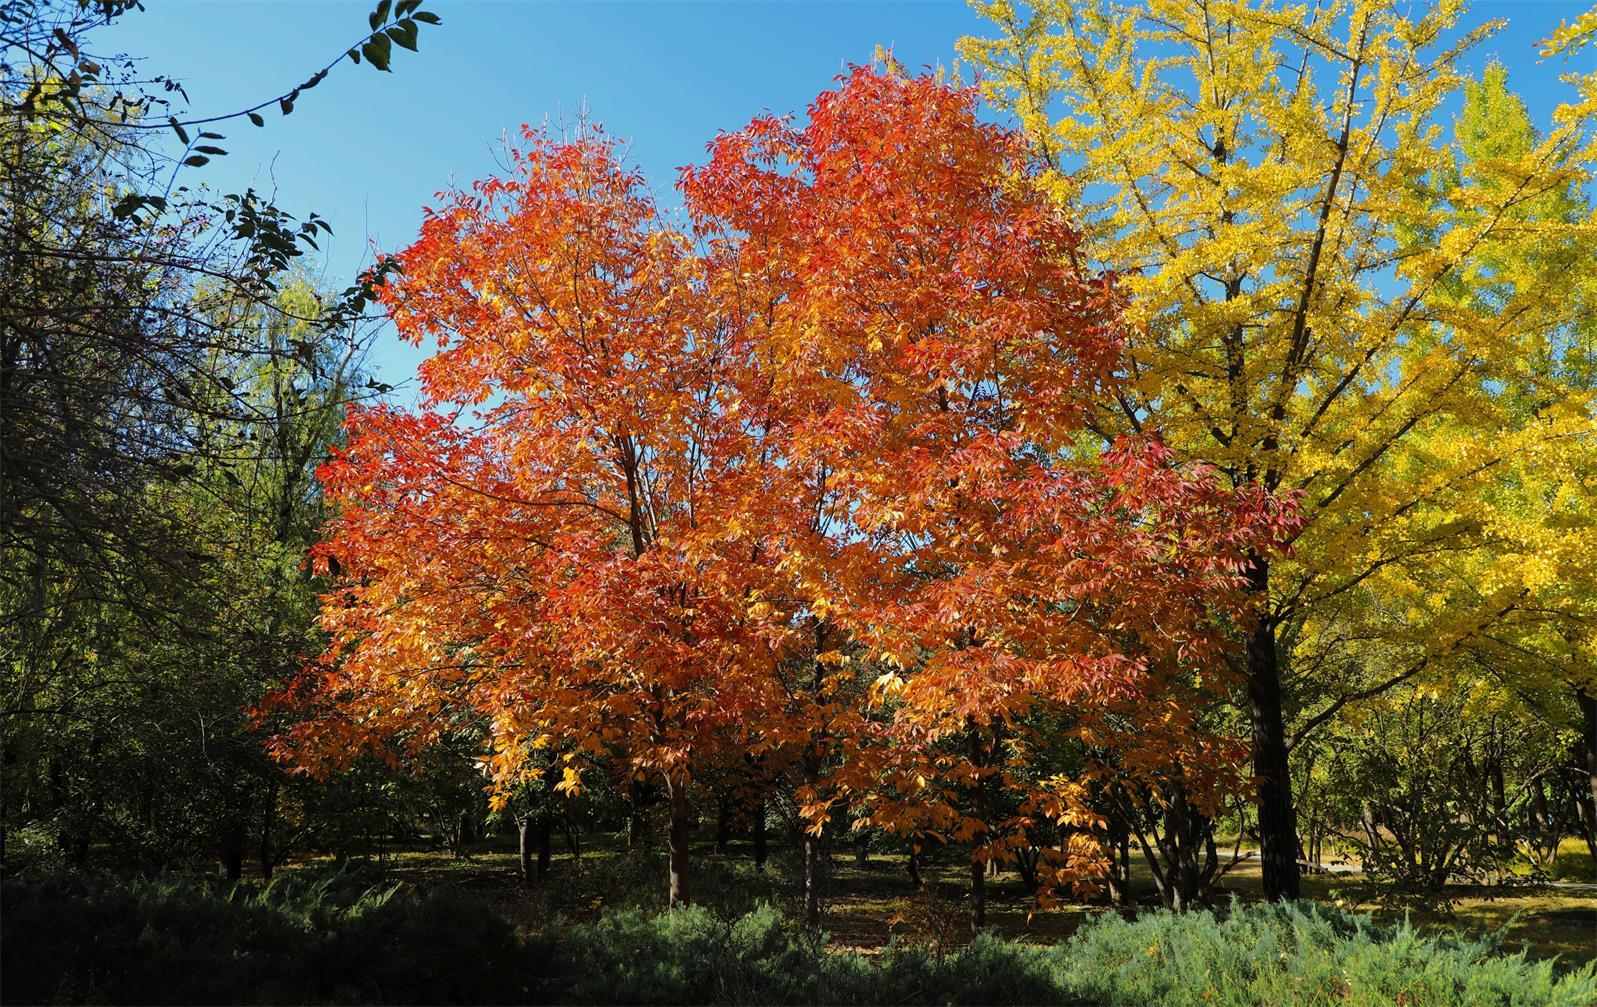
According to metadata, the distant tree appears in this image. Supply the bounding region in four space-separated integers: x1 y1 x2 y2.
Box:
2 0 441 866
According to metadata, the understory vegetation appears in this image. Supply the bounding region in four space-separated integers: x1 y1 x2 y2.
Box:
4 868 1594 1007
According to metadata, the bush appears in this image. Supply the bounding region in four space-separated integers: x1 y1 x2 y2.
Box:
312 885 526 1004
0 872 308 1005
1053 899 1597 1007
5 873 1593 1005
0 867 524 1005
829 934 1070 1006
532 903 830 1005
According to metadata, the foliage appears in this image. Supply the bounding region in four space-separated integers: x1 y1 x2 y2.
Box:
6 873 1592 1006
1 0 439 875
962 0 1597 900
0 867 523 1005
271 66 1296 923
1054 899 1597 1007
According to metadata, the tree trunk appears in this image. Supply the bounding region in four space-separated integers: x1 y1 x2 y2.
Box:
563 817 581 860
969 730 988 932
258 778 277 882
752 800 767 869
1578 688 1597 821
628 805 644 849
906 844 922 889
716 795 731 854
1115 828 1132 906
517 815 534 887
969 851 987 931
666 777 691 909
220 822 245 882
1245 556 1301 900
457 810 476 855
1106 804 1131 907
537 815 554 877
803 832 822 926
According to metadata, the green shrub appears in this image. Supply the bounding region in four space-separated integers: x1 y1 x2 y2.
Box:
311 885 525 1004
6 874 1593 1006
1053 900 1597 1007
532 902 831 1005
828 934 1072 1006
0 868 524 1005
0 873 309 1005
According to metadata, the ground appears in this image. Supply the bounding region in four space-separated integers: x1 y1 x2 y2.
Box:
294 830 1597 967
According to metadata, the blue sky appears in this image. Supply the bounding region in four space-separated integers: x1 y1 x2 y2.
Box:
99 1 1594 397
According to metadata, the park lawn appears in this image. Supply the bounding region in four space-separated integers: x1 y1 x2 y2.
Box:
289 831 1597 968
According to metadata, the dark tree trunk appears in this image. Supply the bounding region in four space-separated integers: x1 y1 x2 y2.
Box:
969 730 988 932
752 800 768 869
716 796 731 854
1106 805 1131 907
803 832 822 926
906 844 922 889
969 851 987 932
517 816 534 887
666 777 691 909
1573 691 1597 869
562 817 581 860
220 823 245 882
1245 556 1300 900
537 815 553 877
259 779 277 882
1578 688 1597 823
1015 845 1040 893
628 787 648 850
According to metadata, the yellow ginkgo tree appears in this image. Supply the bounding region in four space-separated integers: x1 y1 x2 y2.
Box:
963 0 1597 898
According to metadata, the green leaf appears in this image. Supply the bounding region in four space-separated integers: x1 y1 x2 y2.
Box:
388 20 418 51
168 117 189 144
183 155 209 167
194 145 227 156
112 192 156 219
412 10 440 24
369 0 392 30
280 97 294 115
247 111 264 127
362 32 392 71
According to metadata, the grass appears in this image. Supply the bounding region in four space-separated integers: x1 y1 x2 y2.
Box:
285 828 1596 968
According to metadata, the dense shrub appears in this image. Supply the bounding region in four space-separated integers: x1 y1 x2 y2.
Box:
311 885 526 1004
530 903 829 1005
1053 900 1597 1007
0 867 524 1005
832 934 1070 1006
5 873 1593 1005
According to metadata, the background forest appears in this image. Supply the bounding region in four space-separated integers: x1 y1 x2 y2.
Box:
2 1 1596 1005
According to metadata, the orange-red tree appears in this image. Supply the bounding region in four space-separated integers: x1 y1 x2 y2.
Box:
269 129 811 908
684 69 1299 924
273 69 1297 917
